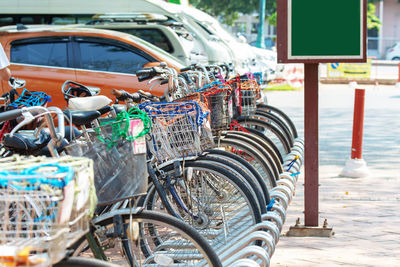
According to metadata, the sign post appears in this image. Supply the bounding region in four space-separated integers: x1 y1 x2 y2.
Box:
278 0 367 235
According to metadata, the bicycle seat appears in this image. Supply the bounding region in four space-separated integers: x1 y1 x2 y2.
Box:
3 129 51 155
68 95 112 111
64 110 101 126
97 105 112 115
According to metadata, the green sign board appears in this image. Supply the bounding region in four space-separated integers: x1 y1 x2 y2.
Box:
278 0 366 63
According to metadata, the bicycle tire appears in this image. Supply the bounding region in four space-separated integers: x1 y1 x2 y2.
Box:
217 137 277 189
239 126 284 163
54 257 120 267
236 117 291 156
74 210 223 267
256 103 298 139
222 131 282 179
252 110 294 146
196 155 267 214
205 148 271 204
223 130 283 174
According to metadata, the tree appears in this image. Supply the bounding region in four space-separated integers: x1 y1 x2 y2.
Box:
191 0 381 31
190 0 275 26
367 2 381 30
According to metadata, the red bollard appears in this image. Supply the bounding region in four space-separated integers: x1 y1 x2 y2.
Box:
340 88 369 178
351 89 365 159
396 63 400 87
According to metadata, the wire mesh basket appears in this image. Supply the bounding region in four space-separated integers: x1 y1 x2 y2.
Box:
0 158 93 266
200 85 233 133
140 101 212 162
238 79 260 116
174 93 215 149
228 75 260 118
0 156 97 256
65 108 150 206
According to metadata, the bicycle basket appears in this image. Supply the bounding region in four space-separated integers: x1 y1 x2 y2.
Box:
0 156 96 254
65 108 150 206
228 76 260 118
200 84 233 133
174 93 215 150
238 79 260 116
0 162 75 266
9 88 51 108
140 101 211 162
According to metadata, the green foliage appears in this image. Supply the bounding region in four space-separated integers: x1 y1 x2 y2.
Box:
191 0 382 32
190 0 276 26
262 1 382 31
267 12 276 26
367 2 381 30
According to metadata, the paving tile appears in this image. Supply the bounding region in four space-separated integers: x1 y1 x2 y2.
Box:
268 84 400 266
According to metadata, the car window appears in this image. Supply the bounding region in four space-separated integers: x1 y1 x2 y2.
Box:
11 41 68 67
116 28 174 53
78 41 150 74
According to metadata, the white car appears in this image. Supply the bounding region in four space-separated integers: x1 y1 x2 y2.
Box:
385 42 400 60
74 13 209 66
250 47 277 82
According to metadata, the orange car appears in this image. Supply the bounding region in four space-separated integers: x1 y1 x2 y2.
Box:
0 25 184 107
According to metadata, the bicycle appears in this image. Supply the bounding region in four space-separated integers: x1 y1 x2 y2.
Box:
0 106 223 267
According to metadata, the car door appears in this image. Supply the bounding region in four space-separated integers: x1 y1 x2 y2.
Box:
8 36 76 107
73 36 166 100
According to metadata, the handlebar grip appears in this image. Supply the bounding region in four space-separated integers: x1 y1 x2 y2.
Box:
180 66 192 72
137 75 154 83
219 63 231 79
0 109 23 123
136 68 156 77
111 89 124 98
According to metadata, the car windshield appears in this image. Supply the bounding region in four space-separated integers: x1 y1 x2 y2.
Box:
125 34 185 68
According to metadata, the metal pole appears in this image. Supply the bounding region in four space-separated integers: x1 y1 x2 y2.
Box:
256 0 266 49
304 63 319 227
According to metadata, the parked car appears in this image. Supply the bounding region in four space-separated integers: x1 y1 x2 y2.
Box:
78 13 209 66
0 25 184 107
250 47 277 82
385 42 400 60
110 0 236 71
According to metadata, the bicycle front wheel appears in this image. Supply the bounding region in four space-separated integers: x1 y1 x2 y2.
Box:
77 209 222 267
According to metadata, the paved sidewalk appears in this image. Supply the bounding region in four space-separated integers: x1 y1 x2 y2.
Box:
266 84 400 266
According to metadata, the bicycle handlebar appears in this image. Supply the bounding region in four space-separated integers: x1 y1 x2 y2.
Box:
180 66 192 72
111 89 160 103
6 106 65 141
137 75 153 83
0 108 23 123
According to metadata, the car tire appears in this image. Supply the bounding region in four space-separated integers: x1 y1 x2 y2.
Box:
392 57 400 61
